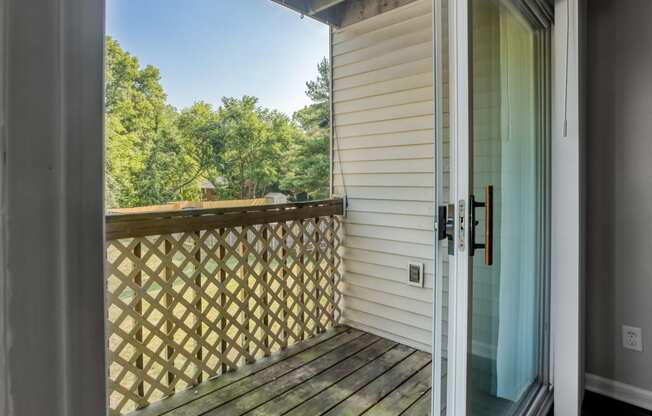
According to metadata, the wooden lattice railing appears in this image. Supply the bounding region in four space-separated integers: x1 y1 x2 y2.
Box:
105 199 344 415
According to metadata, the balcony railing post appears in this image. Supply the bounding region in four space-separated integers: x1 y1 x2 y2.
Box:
164 238 175 395
280 225 289 350
134 241 146 406
262 225 270 356
194 230 203 385
240 233 253 364
299 221 306 341
314 217 323 334
219 227 228 374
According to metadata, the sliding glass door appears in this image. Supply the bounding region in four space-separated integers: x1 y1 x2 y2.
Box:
467 1 549 415
433 1 551 415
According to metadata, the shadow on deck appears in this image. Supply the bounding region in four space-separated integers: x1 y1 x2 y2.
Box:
129 326 432 416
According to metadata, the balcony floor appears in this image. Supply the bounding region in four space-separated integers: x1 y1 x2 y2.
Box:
131 325 432 416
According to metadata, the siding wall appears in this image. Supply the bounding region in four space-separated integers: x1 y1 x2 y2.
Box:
332 0 440 352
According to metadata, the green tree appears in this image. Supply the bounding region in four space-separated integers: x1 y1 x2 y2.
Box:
297 57 330 129
138 106 203 204
105 40 332 208
105 37 202 208
175 102 223 191
216 96 292 199
280 128 329 199
282 58 331 199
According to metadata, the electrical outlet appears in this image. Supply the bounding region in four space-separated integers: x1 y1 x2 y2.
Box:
622 325 643 352
407 262 424 287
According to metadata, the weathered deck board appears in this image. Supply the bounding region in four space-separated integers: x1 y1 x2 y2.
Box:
322 351 432 416
245 338 397 416
167 330 365 416
128 326 432 416
133 326 352 416
202 334 380 416
284 343 416 416
402 389 432 416
365 363 432 415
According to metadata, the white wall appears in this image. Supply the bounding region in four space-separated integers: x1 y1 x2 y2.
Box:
332 0 437 351
585 0 652 410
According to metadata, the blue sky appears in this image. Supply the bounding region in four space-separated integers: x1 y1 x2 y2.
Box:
106 0 329 116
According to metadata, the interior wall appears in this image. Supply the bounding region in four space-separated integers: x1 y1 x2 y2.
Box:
0 0 7 412
586 0 652 394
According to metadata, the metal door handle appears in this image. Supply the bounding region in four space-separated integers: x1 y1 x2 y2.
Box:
470 185 493 265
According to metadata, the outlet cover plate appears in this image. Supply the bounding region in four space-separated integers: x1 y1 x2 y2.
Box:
622 325 643 352
407 262 424 287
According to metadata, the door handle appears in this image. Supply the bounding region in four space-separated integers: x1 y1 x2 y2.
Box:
470 185 493 266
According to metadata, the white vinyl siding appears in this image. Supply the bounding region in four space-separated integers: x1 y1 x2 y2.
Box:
332 0 436 352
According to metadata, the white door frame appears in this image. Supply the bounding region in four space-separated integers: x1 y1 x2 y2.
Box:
434 0 585 415
431 0 444 414
551 0 584 414
430 0 472 413
431 0 472 414
445 0 472 414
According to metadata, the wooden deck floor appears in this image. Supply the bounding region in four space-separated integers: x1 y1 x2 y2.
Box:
131 326 432 416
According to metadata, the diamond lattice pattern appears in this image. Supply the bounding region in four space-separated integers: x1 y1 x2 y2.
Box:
105 216 342 415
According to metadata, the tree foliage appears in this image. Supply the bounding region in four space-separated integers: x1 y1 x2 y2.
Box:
282 57 331 199
105 37 330 208
105 37 201 208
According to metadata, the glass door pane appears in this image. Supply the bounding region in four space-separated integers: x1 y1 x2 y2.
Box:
468 1 546 415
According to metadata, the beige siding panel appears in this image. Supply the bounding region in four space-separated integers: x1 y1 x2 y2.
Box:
333 173 433 187
334 58 432 91
336 115 434 138
336 130 434 150
333 185 434 202
335 86 433 114
334 41 432 79
343 259 434 288
335 101 433 126
344 247 432 273
333 72 432 103
347 199 435 216
345 320 431 353
345 223 433 245
333 0 431 44
344 296 432 330
345 236 432 260
345 211 434 230
336 144 434 162
344 272 433 303
334 26 433 66
344 309 432 349
333 0 435 350
344 283 432 317
334 158 433 174
334 14 432 56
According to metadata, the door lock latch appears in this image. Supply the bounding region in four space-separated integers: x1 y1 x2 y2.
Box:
438 204 456 255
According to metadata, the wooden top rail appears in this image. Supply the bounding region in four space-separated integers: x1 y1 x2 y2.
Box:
105 198 344 240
